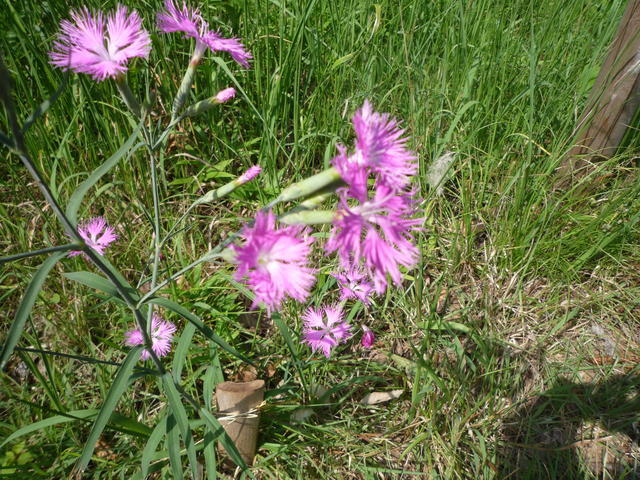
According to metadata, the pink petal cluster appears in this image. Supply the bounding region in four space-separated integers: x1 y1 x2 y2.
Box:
49 6 151 81
157 0 252 67
326 185 421 294
214 87 236 103
69 217 118 257
361 325 375 348
125 314 176 360
237 165 262 185
302 305 351 358
331 267 373 304
332 100 417 201
326 101 422 295
233 210 315 315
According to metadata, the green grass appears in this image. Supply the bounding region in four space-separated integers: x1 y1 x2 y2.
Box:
2 0 640 478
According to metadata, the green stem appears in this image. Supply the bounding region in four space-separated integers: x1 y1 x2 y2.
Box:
115 76 142 119
171 45 205 122
146 147 163 336
0 243 79 264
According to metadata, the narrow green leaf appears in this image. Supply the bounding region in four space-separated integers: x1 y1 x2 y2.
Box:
202 429 218 480
162 374 198 479
172 322 196 382
141 414 168 478
166 414 185 480
198 407 247 470
73 346 142 473
0 409 98 449
147 297 253 366
203 348 224 411
63 271 139 303
63 271 121 299
0 252 66 370
66 124 142 224
109 412 153 437
202 349 229 478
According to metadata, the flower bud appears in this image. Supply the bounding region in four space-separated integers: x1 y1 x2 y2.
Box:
214 87 236 104
361 325 375 348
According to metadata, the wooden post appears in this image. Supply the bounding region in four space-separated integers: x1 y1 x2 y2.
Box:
558 0 640 181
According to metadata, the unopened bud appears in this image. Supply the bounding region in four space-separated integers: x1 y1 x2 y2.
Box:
214 87 236 104
361 325 375 348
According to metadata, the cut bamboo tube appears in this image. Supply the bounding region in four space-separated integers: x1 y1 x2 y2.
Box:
215 379 265 466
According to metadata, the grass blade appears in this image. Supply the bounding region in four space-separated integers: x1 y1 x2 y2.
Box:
202 428 218 480
172 322 196 382
162 374 198 480
141 413 168 478
148 297 253 366
197 406 247 470
202 347 223 479
166 413 185 480
0 409 98 449
65 124 143 224
73 346 142 474
63 271 139 303
0 251 66 370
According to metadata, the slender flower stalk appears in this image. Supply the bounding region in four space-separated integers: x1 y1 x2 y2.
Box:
114 76 142 118
301 305 352 358
49 6 151 81
233 210 316 315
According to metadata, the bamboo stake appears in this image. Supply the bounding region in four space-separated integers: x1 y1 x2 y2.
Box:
215 380 265 465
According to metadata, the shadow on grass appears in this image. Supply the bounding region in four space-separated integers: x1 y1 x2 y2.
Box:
501 373 640 479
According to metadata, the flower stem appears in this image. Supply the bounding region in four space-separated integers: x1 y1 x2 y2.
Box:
114 76 142 119
171 45 205 122
0 243 79 265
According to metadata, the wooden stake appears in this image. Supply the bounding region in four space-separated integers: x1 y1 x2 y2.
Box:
215 380 265 466
558 0 640 182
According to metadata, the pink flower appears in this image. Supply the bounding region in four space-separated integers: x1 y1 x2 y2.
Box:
302 305 352 358
233 210 316 315
69 217 118 257
361 325 375 348
331 267 373 304
125 314 176 360
325 185 422 294
214 87 236 103
237 165 262 185
157 0 252 67
332 100 417 201
49 6 151 81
